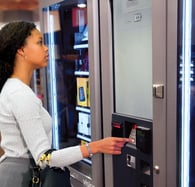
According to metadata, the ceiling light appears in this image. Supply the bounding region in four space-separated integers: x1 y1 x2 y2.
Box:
77 3 86 8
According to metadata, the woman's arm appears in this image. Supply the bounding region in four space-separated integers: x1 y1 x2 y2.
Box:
80 137 133 158
48 137 132 168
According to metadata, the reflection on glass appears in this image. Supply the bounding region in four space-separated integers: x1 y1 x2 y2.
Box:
112 0 152 119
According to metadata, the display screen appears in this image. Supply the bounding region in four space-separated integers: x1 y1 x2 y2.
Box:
112 0 152 119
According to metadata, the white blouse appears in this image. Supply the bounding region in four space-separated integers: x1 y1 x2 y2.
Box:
0 78 82 167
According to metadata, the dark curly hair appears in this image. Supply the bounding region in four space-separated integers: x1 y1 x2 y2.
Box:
0 21 36 92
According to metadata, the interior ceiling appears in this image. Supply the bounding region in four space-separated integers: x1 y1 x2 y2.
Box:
0 0 38 11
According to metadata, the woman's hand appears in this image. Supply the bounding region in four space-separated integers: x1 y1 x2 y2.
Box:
91 137 132 155
80 137 133 158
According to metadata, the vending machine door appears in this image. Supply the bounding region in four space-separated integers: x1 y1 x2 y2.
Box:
109 1 153 186
39 0 103 186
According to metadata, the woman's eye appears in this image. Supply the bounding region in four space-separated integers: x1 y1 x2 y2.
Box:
38 40 43 45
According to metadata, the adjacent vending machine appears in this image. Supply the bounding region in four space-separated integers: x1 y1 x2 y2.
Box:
38 0 103 186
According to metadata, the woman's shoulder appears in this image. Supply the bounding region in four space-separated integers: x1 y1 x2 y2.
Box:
0 78 38 104
0 78 41 108
1 78 32 95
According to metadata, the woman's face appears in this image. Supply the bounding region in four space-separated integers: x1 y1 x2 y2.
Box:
22 28 49 69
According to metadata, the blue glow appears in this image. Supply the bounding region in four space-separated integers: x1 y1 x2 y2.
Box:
180 0 192 186
47 10 59 149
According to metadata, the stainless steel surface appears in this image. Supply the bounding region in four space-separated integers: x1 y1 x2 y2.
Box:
99 0 114 186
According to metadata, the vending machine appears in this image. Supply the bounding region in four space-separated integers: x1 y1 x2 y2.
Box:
38 0 103 186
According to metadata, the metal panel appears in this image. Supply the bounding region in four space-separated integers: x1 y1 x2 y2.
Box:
166 0 178 186
153 0 178 186
152 0 167 186
87 0 104 186
99 0 114 186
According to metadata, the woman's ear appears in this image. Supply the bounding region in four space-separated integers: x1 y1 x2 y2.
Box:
17 48 25 57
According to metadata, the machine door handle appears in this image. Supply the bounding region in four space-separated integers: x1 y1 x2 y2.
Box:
153 84 164 98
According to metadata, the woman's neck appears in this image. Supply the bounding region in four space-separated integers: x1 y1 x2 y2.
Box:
11 73 32 86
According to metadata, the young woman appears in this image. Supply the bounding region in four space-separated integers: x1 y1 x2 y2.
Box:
0 21 131 187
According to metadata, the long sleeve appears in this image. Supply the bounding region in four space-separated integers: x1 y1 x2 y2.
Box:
50 146 83 167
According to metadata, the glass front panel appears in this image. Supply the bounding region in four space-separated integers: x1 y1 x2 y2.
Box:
177 0 195 186
112 0 152 119
41 0 92 180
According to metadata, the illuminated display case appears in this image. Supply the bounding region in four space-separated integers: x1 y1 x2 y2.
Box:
39 0 102 186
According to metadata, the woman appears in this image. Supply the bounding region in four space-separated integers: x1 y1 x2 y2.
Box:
0 21 131 186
